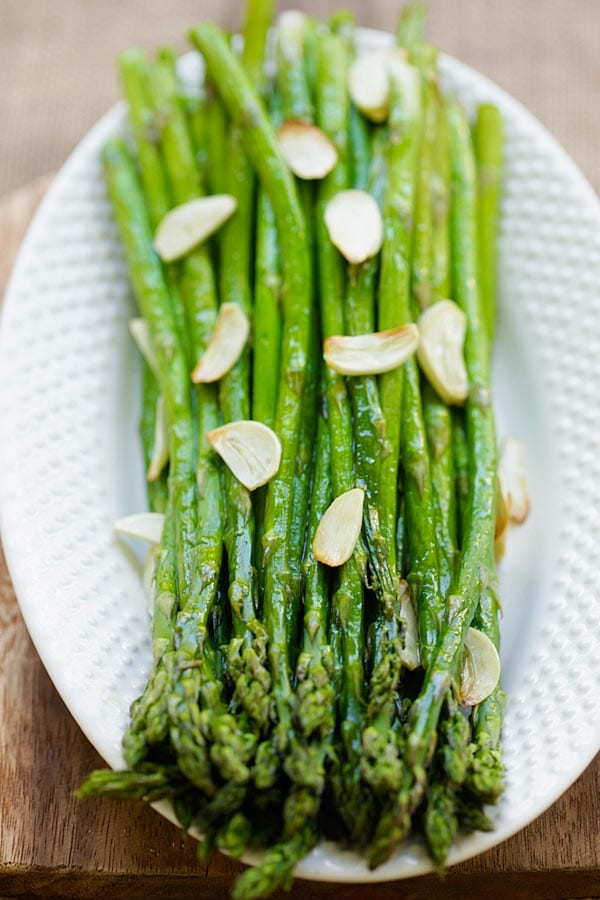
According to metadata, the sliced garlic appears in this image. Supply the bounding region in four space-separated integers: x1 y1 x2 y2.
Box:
347 47 411 123
459 627 501 706
191 303 250 383
324 324 419 376
147 395 169 481
142 545 159 615
399 586 420 670
154 194 237 263
277 120 338 180
114 512 165 544
417 299 469 405
324 189 383 265
129 318 158 377
498 437 530 525
206 420 281 491
312 488 364 567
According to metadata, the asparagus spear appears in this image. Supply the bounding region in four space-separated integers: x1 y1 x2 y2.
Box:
189 21 312 785
376 62 422 632
410 51 437 314
214 0 275 732
397 50 471 863
116 51 191 768
205 79 228 198
78 764 187 801
465 102 506 807
252 183 282 431
396 2 427 50
370 100 498 868
234 407 335 900
275 11 319 658
276 10 314 123
147 52 253 790
311 27 375 840
119 50 187 512
475 104 503 341
339 124 409 808
99 141 221 795
251 92 283 617
140 359 168 513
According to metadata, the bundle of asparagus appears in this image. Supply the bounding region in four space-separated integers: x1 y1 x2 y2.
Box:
79 2 530 896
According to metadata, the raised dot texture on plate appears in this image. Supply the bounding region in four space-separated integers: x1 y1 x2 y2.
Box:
0 28 599 885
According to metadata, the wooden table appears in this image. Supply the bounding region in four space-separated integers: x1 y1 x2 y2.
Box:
0 182 598 900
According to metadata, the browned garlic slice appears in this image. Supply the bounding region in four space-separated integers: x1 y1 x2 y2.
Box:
324 189 383 265
114 512 165 544
191 303 250 383
277 120 338 180
347 47 412 123
498 437 530 525
206 420 282 491
147 396 169 481
459 627 501 706
324 324 419 376
312 488 364 567
129 318 158 377
154 194 237 262
417 299 469 405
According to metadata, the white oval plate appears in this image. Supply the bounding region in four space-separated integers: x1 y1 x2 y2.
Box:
1 27 599 884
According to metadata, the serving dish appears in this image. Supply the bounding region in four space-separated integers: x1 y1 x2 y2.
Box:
0 27 599 883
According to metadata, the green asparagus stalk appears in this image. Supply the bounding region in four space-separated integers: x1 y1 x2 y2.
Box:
234 409 335 900
146 51 250 791
431 88 451 299
183 77 210 186
78 764 187 802
474 104 503 341
276 10 314 123
140 359 168 513
466 575 505 804
215 0 275 731
370 100 498 868
119 50 186 510
116 51 195 768
340 122 409 810
410 56 437 313
252 182 282 430
397 2 427 50
312 28 373 840
465 101 505 808
205 79 228 198
151 51 219 356
275 11 319 657
99 141 224 797
328 22 411 809
373 60 444 681
376 64 421 625
400 52 471 864
251 98 283 624
294 411 334 743
242 0 275 86
189 22 312 785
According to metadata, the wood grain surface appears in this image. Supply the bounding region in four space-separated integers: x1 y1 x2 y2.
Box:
0 181 598 900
